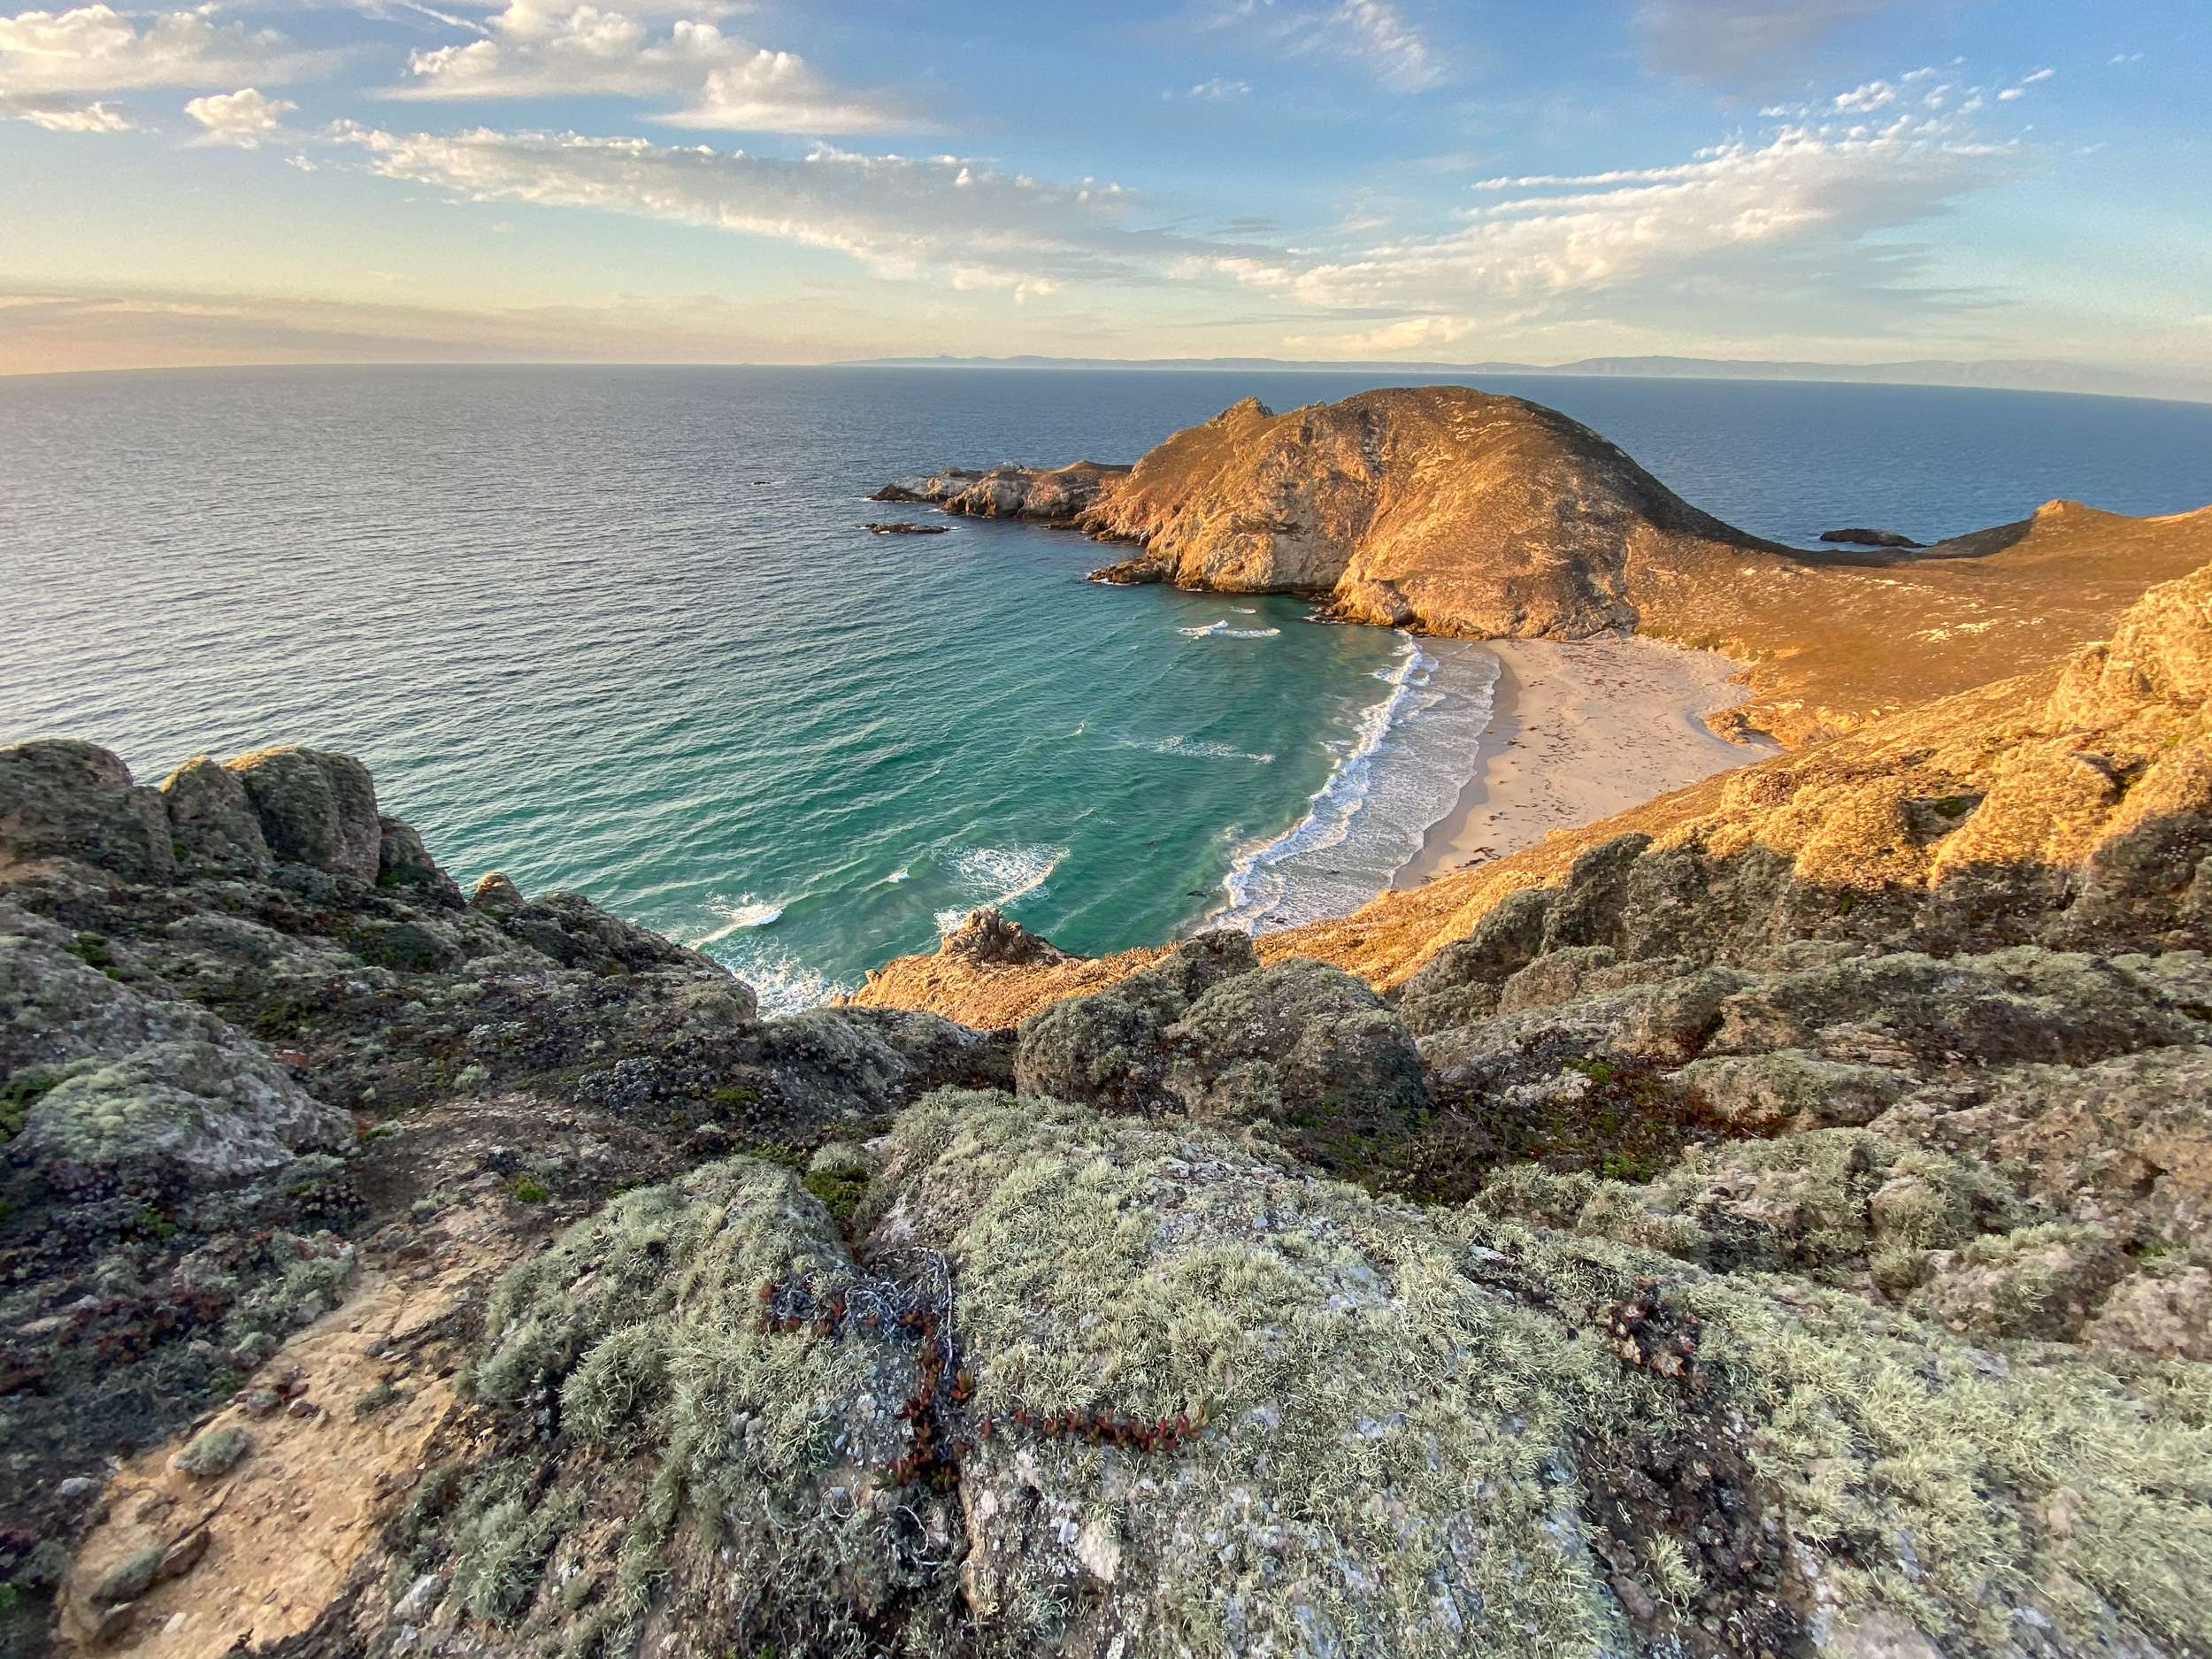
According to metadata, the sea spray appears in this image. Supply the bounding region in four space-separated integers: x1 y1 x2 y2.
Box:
1210 638 1501 933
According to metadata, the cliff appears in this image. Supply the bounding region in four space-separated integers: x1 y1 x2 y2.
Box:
880 387 2212 747
12 550 2212 1657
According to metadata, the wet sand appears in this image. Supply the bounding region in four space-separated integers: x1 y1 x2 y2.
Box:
1394 636 1776 887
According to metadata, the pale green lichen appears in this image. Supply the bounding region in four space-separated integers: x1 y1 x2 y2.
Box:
421 1088 2212 1659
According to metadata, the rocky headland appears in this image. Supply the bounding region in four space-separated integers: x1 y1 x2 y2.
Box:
879 385 2212 746
4 551 2212 1657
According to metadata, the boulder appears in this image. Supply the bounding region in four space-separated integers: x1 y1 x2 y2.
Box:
376 816 461 904
12 1037 351 1193
159 755 273 877
0 739 173 883
226 745 382 880
1165 957 1426 1136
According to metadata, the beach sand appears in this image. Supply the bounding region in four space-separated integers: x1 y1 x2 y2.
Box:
1394 636 1776 888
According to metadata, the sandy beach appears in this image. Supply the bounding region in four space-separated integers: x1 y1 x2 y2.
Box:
1394 635 1775 887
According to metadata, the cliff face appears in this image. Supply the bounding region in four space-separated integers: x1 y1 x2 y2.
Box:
1078 387 1780 640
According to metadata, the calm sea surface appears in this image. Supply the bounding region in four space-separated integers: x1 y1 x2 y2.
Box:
4 367 2208 1009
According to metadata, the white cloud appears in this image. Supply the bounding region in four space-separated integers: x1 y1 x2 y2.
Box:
386 0 912 132
185 85 296 144
1634 0 1904 90
328 125 1249 294
1171 76 1250 99
0 4 335 94
0 89 130 127
1255 104 2021 333
1205 0 1444 93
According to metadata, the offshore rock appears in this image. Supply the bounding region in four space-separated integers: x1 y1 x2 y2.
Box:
1818 526 1923 548
871 459 1129 519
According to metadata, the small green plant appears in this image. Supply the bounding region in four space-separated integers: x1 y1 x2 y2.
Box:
1565 1057 1617 1085
711 1084 764 1114
65 933 111 968
801 1170 867 1222
512 1177 549 1204
355 1381 405 1416
135 1204 178 1240
0 1068 62 1142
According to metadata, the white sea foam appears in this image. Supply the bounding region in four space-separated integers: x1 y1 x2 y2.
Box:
1210 636 1500 934
933 843 1065 933
1177 619 1281 639
694 892 787 943
720 945 849 1018
884 866 910 884
1144 735 1275 763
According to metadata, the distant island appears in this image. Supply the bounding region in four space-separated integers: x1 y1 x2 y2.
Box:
843 352 2212 404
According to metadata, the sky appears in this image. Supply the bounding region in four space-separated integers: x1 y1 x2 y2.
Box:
0 0 2206 374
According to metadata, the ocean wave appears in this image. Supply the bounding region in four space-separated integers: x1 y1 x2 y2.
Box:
1210 636 1500 934
717 945 849 1018
1177 619 1281 639
1144 735 1275 763
694 892 787 943
884 866 910 884
933 842 1065 933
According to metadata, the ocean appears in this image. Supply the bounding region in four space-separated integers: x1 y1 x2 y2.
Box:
4 366 2208 1010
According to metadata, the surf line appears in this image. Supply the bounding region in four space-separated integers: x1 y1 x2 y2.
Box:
1210 631 1442 933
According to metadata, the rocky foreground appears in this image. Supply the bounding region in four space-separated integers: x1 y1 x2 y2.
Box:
880 386 2212 746
5 569 2212 1658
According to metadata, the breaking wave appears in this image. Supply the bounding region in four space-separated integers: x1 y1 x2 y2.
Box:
1178 619 1281 639
933 843 1065 934
694 893 787 944
1210 636 1500 934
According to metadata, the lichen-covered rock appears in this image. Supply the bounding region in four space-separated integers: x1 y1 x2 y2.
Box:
169 1425 250 1478
1909 1223 2131 1341
225 744 383 879
1013 969 1187 1114
159 755 272 878
1165 956 1426 1136
2083 1262 2212 1359
0 739 173 883
495 890 713 974
391 1090 2212 1659
376 815 461 904
12 1038 351 1192
1014 947 1423 1151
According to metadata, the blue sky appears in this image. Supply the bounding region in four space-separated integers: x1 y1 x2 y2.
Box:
0 0 2205 373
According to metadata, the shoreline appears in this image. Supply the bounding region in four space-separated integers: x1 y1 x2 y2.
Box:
1394 635 1775 888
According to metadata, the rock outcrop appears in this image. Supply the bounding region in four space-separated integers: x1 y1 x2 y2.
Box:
1075 389 1780 641
872 459 1129 519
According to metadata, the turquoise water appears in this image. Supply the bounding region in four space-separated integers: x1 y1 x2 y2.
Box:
2 366 2208 1009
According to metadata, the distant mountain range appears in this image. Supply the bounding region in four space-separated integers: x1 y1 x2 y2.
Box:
841 353 2212 404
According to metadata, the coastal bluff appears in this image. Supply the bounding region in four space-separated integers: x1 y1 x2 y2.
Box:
11 685 2212 1654
879 385 2212 747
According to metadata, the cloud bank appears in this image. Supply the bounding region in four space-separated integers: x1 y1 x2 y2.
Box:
388 0 917 132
